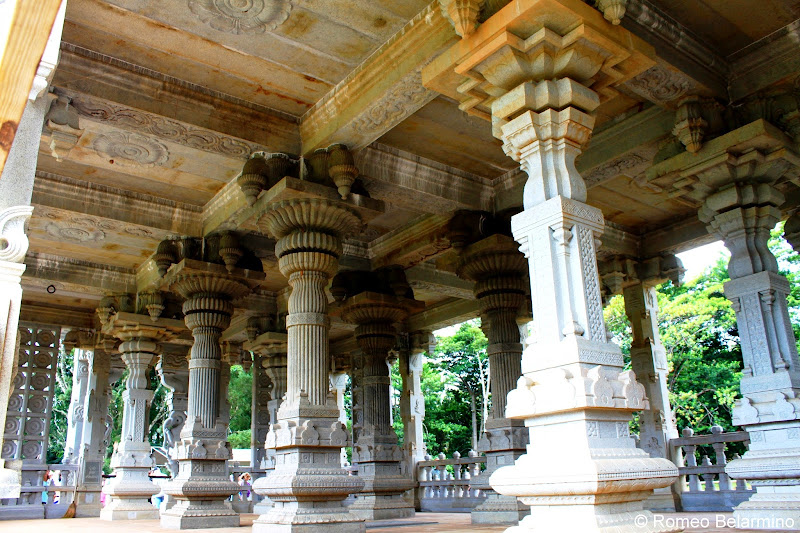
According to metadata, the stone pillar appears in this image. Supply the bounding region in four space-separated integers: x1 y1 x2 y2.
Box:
602 255 684 512
100 320 165 521
398 332 429 469
330 372 349 467
336 290 418 520
157 349 189 479
160 268 258 530
252 198 364 533
63 345 92 465
244 329 288 516
74 344 114 517
421 3 679 530
699 181 800 528
456 235 529 525
220 342 242 429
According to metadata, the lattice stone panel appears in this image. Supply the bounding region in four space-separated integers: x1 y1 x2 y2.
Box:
2 323 60 464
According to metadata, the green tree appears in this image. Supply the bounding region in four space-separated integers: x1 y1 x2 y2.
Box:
227 363 253 448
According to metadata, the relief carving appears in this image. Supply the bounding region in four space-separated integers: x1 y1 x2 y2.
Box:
188 0 292 34
93 131 169 167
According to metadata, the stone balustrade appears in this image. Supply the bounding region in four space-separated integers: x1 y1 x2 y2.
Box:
416 452 487 513
669 426 754 512
0 463 79 519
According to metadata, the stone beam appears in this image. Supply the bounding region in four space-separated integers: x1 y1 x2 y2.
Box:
19 303 95 329
299 2 457 153
24 252 136 293
728 20 800 102
621 0 728 101
406 297 479 332
53 44 300 153
368 213 452 270
357 143 493 213
405 262 475 301
32 172 202 236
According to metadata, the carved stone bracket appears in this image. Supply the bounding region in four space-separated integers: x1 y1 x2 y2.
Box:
0 205 33 263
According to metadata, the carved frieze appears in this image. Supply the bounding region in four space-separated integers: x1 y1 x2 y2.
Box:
70 96 263 159
624 64 695 107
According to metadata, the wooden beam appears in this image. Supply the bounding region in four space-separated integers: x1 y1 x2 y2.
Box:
0 0 63 175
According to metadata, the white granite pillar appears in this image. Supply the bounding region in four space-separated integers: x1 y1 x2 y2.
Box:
63 347 91 464
101 329 161 520
698 182 800 529
74 345 113 517
252 198 364 533
330 372 349 467
398 334 428 468
157 350 189 479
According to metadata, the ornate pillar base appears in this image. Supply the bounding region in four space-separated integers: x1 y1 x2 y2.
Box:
252 402 365 533
74 489 103 517
101 440 160 521
348 433 414 520
160 420 240 529
471 420 528 525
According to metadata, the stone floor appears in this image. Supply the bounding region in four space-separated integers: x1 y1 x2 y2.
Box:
1 512 795 532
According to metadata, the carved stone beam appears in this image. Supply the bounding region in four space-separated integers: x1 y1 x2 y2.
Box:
369 214 454 270
299 3 457 154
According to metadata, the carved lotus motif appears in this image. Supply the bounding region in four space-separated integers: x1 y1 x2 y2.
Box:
188 0 292 34
93 131 169 167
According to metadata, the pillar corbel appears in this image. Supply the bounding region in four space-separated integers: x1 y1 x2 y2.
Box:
455 233 529 525
784 211 800 254
332 272 423 520
99 309 186 521
423 2 678 531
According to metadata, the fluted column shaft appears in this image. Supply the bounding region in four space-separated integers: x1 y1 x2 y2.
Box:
482 307 522 419
286 270 330 406
253 198 364 533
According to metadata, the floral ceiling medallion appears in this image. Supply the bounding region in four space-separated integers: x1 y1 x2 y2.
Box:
188 0 292 34
92 131 169 167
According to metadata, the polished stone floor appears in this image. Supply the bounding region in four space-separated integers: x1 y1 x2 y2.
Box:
1 512 795 532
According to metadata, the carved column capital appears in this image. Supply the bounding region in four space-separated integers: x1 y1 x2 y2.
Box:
0 205 33 263
599 254 684 298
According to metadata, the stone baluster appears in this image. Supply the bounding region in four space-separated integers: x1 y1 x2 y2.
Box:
455 233 529 525
160 268 257 529
701 456 715 491
252 198 364 532
422 2 679 530
157 348 189 481
100 312 177 521
711 425 731 491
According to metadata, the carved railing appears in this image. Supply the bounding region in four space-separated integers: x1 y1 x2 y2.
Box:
669 426 754 511
0 464 79 519
416 451 487 512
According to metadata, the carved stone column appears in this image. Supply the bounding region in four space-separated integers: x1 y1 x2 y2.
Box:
159 262 262 530
157 348 190 480
252 198 365 533
329 372 349 467
649 117 800 528
62 341 92 465
398 332 430 469
601 255 684 512
100 310 183 521
244 329 288 516
456 235 529 525
334 286 421 520
423 2 678 531
73 342 113 517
